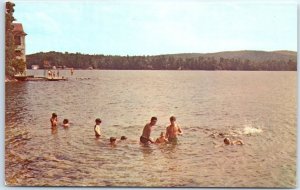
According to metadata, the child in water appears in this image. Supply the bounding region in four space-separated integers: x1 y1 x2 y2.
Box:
155 132 168 144
108 136 127 146
62 119 69 128
94 118 102 138
50 113 58 128
109 137 117 146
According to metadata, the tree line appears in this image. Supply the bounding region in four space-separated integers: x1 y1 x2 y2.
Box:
27 51 297 71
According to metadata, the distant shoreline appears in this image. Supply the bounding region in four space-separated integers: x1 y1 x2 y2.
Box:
27 50 297 57
26 50 297 71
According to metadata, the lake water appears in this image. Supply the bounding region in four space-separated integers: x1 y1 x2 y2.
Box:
5 70 296 187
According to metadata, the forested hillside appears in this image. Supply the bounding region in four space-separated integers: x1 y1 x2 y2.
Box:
26 50 297 71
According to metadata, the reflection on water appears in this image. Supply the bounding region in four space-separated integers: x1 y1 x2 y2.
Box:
5 70 296 187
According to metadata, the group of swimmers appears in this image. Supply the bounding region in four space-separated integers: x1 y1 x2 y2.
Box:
139 116 183 144
93 118 129 145
50 113 69 128
50 113 244 146
94 116 183 145
50 113 183 145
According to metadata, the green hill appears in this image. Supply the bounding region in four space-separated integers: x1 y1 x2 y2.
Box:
163 50 297 62
26 50 297 71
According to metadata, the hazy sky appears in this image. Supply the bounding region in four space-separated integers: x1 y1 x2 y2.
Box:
13 0 297 55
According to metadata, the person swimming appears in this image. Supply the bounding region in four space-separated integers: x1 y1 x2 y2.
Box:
109 137 117 146
62 119 69 128
165 116 183 144
224 137 244 145
155 132 168 144
120 136 127 140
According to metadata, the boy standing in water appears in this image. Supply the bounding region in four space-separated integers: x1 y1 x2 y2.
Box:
50 113 58 128
140 117 157 144
165 116 183 143
94 118 102 138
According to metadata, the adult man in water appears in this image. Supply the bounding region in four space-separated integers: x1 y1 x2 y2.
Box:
140 117 157 144
165 116 183 144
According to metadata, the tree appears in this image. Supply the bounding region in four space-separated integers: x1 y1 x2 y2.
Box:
11 59 26 74
5 2 16 77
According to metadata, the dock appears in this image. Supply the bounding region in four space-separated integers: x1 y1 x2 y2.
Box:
15 76 68 82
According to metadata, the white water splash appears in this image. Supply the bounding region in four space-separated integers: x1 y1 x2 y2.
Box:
243 124 263 135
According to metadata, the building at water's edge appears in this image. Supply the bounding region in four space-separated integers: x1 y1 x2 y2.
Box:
12 23 27 62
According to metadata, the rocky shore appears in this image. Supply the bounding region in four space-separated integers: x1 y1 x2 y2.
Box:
5 76 17 82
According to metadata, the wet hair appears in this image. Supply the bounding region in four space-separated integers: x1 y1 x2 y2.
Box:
170 116 176 121
120 136 127 140
151 117 157 121
95 118 102 123
63 119 69 124
224 138 231 145
52 113 57 117
160 132 164 137
110 137 117 143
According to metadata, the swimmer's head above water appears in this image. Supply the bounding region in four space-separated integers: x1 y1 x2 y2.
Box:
170 116 176 124
150 117 157 126
52 113 57 118
95 118 102 125
63 119 69 124
224 137 231 145
62 119 69 127
121 136 127 140
110 137 117 143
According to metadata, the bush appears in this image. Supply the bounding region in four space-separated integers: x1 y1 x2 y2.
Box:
11 59 26 75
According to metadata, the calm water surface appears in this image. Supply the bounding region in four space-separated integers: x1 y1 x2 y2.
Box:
5 70 296 187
